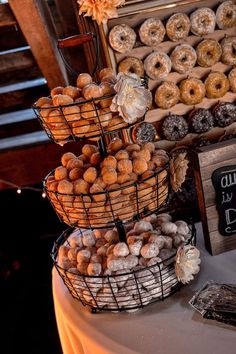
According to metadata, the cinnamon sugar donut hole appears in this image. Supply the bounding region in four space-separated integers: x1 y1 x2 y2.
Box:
83 167 97 184
205 71 229 98
102 168 117 185
52 94 74 106
179 78 205 105
82 84 103 101
108 138 123 153
102 155 117 169
166 13 190 42
57 180 73 194
72 119 90 137
62 105 81 124
36 97 53 107
109 24 136 53
61 152 77 167
82 144 98 158
99 68 115 81
139 18 166 47
190 8 216 36
55 166 67 180
144 52 171 80
133 158 148 175
155 81 180 109
76 73 92 89
118 57 144 77
51 86 64 97
62 86 80 100
74 179 90 194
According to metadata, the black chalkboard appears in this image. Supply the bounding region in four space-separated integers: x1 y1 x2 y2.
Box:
212 165 236 236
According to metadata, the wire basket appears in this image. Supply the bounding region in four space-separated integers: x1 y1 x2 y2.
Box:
44 165 170 229
52 219 196 313
33 95 145 145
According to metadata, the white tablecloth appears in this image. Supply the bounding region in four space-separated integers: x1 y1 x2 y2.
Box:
52 223 236 354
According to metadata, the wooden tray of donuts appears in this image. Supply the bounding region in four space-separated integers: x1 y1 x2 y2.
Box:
97 0 236 150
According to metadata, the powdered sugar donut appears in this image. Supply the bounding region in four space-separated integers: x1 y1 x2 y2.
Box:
109 24 136 53
190 8 216 36
144 52 171 80
139 18 166 47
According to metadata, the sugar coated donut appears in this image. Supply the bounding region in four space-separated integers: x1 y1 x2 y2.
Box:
216 1 236 29
213 102 236 127
162 114 188 141
179 78 205 105
196 39 222 67
144 52 171 80
221 36 236 65
139 18 166 47
109 24 136 53
166 13 190 42
154 81 180 109
205 71 229 98
118 57 144 77
228 67 236 92
189 108 214 133
170 44 197 74
190 8 216 36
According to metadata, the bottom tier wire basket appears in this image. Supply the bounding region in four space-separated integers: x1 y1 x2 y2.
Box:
52 215 196 313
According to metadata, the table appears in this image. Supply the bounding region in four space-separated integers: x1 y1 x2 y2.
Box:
52 223 236 354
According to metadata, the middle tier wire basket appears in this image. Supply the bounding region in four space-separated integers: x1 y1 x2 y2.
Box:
51 216 196 313
44 165 170 229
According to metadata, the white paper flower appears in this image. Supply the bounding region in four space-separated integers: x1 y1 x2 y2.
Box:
175 244 201 284
78 0 125 25
170 152 189 192
110 73 151 124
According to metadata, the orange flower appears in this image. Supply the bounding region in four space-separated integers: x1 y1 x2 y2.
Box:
78 0 125 25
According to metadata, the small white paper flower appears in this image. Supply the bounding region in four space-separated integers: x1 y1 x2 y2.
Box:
110 73 151 124
175 244 201 284
170 152 189 192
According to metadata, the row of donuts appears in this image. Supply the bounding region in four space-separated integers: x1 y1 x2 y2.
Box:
118 36 236 81
108 1 236 53
160 101 236 141
153 68 236 109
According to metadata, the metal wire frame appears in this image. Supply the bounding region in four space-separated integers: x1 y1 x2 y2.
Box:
44 164 170 229
32 93 146 144
51 220 196 313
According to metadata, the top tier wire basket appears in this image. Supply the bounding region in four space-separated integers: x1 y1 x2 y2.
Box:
32 33 147 145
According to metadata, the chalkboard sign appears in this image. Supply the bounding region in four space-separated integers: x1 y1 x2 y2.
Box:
212 165 236 236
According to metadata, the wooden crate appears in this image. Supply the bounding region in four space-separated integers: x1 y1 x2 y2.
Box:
75 0 236 150
194 139 236 255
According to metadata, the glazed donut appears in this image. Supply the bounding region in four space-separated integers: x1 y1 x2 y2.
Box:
205 71 229 98
189 108 214 133
216 1 236 29
196 39 222 67
144 52 171 80
166 13 190 42
109 24 136 53
228 67 236 92
154 81 180 109
162 114 188 141
221 36 236 66
213 102 236 127
170 44 197 74
179 78 205 105
118 57 144 77
139 18 166 47
190 8 216 36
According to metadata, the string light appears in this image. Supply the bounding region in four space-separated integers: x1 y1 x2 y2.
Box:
0 179 46 199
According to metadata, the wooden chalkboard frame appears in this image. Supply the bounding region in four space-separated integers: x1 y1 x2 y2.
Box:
194 140 236 255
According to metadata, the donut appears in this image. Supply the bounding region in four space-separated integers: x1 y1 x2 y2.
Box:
216 1 236 29
194 136 212 148
166 13 190 42
190 8 216 36
131 122 157 144
205 71 229 98
109 24 136 53
228 67 236 92
118 57 144 77
189 108 214 133
213 102 236 127
196 39 222 67
139 18 166 47
170 44 197 74
162 114 188 141
221 36 236 65
144 52 171 80
154 81 180 109
179 78 205 105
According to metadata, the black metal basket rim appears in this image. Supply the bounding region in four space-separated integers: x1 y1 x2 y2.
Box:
51 219 196 279
44 163 170 197
32 93 115 110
